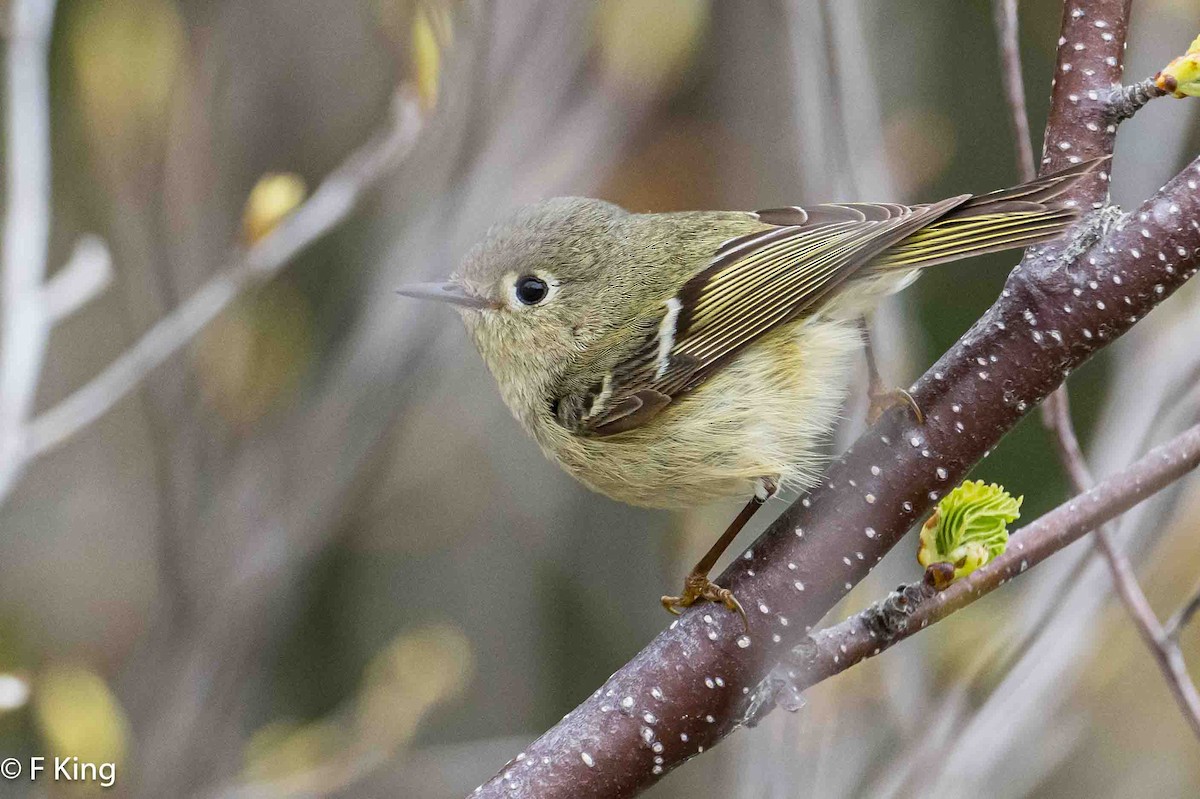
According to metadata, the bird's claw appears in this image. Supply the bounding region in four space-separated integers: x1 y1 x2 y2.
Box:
661 572 748 628
868 386 924 425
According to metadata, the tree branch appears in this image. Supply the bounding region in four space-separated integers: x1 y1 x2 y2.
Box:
1028 1 1196 736
751 423 1200 719
0 0 56 441
1109 77 1168 123
473 154 1200 799
992 0 1035 181
470 2 1200 794
1166 583 1200 643
0 2 425 507
0 0 114 500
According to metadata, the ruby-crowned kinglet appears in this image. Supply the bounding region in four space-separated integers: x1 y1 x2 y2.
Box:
399 158 1103 618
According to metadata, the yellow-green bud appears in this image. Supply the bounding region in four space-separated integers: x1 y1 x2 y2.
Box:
917 480 1022 581
1155 33 1200 98
241 173 307 246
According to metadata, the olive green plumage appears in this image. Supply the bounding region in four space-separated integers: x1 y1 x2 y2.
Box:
400 158 1103 509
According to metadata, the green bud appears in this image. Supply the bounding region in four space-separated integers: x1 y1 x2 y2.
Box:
1155 33 1200 99
917 480 1022 581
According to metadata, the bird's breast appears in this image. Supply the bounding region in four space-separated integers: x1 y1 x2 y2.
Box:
526 316 864 509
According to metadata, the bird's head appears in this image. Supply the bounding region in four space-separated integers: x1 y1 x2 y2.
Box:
398 197 631 421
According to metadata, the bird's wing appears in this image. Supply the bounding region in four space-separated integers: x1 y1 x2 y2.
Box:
555 196 967 437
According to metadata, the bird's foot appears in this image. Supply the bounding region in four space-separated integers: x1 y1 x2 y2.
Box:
661 571 747 626
867 385 924 426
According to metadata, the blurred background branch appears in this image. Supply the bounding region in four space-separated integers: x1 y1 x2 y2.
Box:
0 0 112 499
991 0 1035 182
24 92 424 463
1044 382 1200 738
0 0 425 507
1166 583 1200 643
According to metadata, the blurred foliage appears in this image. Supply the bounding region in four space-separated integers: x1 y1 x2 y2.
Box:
373 0 454 110
243 718 343 784
355 623 473 742
412 2 453 110
244 624 471 786
594 0 709 95
192 172 314 428
32 665 129 769
241 172 308 246
194 284 313 428
65 0 185 171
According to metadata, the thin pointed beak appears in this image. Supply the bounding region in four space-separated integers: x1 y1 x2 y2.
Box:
395 281 494 310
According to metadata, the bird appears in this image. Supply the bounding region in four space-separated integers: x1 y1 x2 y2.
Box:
398 157 1104 621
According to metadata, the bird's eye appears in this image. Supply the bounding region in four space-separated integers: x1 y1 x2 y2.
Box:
514 275 550 305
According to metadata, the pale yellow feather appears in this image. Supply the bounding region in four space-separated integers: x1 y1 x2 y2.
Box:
526 316 861 508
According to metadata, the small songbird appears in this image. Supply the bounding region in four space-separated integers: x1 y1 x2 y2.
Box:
398 158 1103 620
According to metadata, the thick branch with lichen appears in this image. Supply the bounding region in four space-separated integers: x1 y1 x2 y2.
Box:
472 2 1200 796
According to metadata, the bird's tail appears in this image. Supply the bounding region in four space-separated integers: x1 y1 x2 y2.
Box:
875 157 1108 269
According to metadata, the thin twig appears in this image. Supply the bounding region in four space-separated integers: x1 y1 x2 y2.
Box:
1045 388 1200 739
758 423 1200 720
991 0 1035 181
41 235 113 322
1109 77 1168 123
22 91 424 463
1166 582 1200 643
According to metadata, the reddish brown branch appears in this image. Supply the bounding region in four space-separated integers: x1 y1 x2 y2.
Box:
1028 0 1190 737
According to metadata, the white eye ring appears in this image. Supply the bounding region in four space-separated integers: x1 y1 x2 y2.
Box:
508 271 559 307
